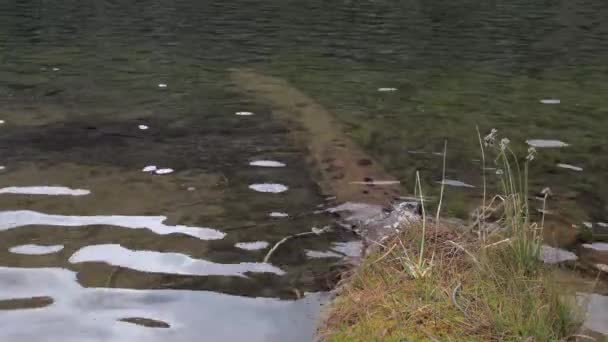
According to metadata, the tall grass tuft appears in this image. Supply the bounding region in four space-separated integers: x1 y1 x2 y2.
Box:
322 129 581 341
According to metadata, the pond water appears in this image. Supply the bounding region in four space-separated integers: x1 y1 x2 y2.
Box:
1 0 607 340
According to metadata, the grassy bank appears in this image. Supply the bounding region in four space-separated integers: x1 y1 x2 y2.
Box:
321 132 584 341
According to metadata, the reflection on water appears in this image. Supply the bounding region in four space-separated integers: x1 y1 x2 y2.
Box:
69 244 285 277
0 210 225 240
0 267 324 342
9 244 64 255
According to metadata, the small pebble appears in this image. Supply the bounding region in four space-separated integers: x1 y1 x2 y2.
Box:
142 165 157 172
155 168 174 175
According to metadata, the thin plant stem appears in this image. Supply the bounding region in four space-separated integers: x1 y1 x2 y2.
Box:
416 171 427 268
435 140 447 224
476 126 487 243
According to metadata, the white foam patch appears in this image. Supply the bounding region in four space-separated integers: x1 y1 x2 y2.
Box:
269 212 289 218
142 165 157 172
0 120 4 124
305 250 341 259
9 244 64 255
540 245 577 264
556 163 583 172
138 125 149 130
583 222 593 229
582 243 608 252
0 186 90 196
234 241 270 251
377 87 397 92
69 244 284 277
249 160 286 168
52 67 60 72
235 111 254 116
526 139 569 148
438 179 475 188
540 99 560 104
0 166 6 170
249 183 288 193
158 83 167 88
155 168 174 175
0 210 225 240
597 222 607 228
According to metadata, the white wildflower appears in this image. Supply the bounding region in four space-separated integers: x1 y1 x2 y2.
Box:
500 138 510 150
484 128 498 147
526 147 537 161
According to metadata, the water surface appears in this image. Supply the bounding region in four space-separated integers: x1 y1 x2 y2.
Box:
1 0 608 339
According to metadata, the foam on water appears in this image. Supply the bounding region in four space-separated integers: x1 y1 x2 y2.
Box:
0 210 225 240
0 186 90 196
69 244 284 277
235 111 254 116
9 244 64 255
